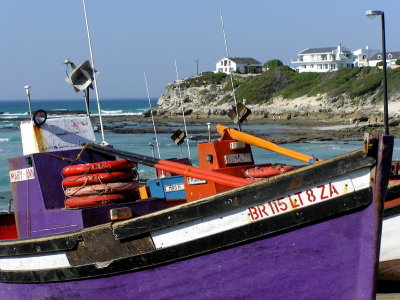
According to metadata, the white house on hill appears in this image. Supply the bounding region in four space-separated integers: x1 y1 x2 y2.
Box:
352 47 378 67
215 57 262 74
291 45 354 73
368 51 400 68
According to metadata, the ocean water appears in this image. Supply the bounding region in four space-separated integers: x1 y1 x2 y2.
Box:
1 98 400 211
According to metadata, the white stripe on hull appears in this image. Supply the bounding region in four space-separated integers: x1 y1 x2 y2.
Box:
380 214 400 262
151 168 371 249
0 252 70 271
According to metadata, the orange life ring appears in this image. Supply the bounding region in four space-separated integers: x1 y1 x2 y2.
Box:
62 170 136 188
62 160 136 177
64 181 139 197
65 193 127 208
244 164 294 179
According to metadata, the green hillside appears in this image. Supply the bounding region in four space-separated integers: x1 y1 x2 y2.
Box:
181 61 400 105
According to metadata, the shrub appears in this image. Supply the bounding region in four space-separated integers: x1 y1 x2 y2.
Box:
264 59 283 69
185 72 227 87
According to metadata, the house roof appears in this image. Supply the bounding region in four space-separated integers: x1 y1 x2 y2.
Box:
370 51 400 60
226 57 262 65
299 46 352 54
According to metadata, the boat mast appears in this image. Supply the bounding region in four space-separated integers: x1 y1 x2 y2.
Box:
144 73 161 159
218 0 241 131
174 59 192 160
82 0 106 143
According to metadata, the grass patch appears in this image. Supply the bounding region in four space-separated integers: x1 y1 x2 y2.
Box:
181 65 390 105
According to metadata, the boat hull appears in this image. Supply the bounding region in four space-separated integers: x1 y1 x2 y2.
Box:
0 198 382 299
0 136 394 299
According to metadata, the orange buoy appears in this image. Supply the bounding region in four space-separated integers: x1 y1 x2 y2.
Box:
62 160 136 177
244 164 294 179
64 181 139 197
65 194 127 208
62 170 136 188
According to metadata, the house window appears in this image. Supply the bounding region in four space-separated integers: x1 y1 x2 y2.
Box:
302 65 306 69
324 64 328 69
221 61 223 66
321 55 327 61
224 60 227 66
218 68 223 72
388 53 393 58
229 61 231 66
331 64 336 70
310 64 314 68
378 54 382 59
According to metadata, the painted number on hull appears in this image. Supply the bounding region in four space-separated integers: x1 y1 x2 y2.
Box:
247 180 353 222
9 167 35 182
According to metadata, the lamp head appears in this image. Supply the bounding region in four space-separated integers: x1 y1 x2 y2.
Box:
24 85 31 96
366 10 383 19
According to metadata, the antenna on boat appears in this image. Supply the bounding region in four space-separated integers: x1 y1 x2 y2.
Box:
174 59 192 160
81 0 106 144
144 73 161 159
24 85 33 121
218 0 241 131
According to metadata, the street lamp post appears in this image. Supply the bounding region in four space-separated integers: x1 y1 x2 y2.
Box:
366 10 389 135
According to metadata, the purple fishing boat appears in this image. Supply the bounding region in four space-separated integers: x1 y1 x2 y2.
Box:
0 106 394 299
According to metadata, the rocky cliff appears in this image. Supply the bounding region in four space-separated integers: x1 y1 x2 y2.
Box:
155 68 400 124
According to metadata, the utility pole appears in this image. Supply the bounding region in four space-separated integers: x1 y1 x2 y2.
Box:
195 59 199 75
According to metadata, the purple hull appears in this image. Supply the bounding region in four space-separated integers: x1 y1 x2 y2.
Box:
0 205 378 300
1 136 392 299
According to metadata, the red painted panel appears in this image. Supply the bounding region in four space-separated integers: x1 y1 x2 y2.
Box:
0 213 18 240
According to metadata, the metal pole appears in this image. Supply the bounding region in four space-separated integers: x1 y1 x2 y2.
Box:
207 122 211 142
381 13 389 135
82 0 106 143
24 85 33 121
174 59 191 160
218 0 241 131
144 73 161 159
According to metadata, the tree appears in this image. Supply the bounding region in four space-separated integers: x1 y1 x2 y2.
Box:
396 58 400 65
264 59 283 69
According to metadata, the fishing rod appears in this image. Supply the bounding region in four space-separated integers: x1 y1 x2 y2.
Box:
144 73 161 159
82 0 106 144
174 59 192 160
218 0 241 131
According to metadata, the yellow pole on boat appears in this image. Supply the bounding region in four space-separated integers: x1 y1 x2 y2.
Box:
216 124 322 164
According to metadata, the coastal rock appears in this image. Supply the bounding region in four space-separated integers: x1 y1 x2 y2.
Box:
156 77 398 122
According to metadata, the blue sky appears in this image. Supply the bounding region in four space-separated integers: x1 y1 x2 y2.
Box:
1 0 400 101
